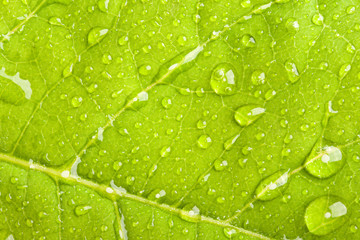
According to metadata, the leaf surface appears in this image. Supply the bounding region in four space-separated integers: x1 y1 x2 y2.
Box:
1 0 360 239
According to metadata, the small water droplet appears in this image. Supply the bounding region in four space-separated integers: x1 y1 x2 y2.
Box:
312 13 324 25
161 97 172 109
251 70 266 85
210 63 237 95
139 65 152 75
339 63 351 78
241 34 256 47
285 18 300 32
214 159 228 171
88 27 108 45
98 0 110 12
234 105 265 127
197 135 212 149
305 196 348 236
285 60 299 83
224 134 240 150
160 146 171 157
75 205 92 216
71 96 83 108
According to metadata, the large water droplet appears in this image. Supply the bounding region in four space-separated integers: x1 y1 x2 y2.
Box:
255 170 290 201
234 105 265 127
305 196 348 236
98 0 109 12
210 63 237 95
304 139 344 178
88 27 108 45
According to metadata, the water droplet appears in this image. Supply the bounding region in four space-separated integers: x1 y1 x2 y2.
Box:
265 89 276 100
234 105 265 127
224 228 237 238
139 65 152 75
197 120 207 129
285 60 299 83
102 53 112 65
241 34 256 47
197 135 212 149
304 139 344 178
160 146 171 157
214 159 228 171
177 35 187 46
98 0 109 12
240 0 251 8
118 35 128 46
305 196 348 236
75 205 92 216
339 63 351 78
347 5 356 15
224 134 240 150
255 170 290 201
312 13 324 25
71 96 83 108
210 63 237 95
88 27 108 45
49 17 63 26
286 18 300 32
127 90 149 110
161 97 172 109
251 70 266 85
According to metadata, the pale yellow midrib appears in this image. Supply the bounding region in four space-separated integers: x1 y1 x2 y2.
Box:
0 152 273 240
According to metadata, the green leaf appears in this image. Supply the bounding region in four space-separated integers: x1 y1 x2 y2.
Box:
1 0 360 239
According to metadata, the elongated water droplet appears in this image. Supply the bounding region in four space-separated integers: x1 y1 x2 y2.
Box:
255 170 290 201
304 139 344 178
126 90 149 110
224 134 240 150
88 27 108 45
210 63 237 95
305 196 348 236
285 60 299 83
214 159 228 171
160 146 171 157
234 105 265 127
339 63 351 78
98 0 109 12
75 205 92 216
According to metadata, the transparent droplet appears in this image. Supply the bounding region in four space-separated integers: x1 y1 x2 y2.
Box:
210 63 237 95
88 27 108 45
251 70 266 85
74 205 92 216
255 170 290 201
197 135 212 149
312 13 324 25
214 159 228 171
285 60 299 83
304 139 344 178
139 65 152 76
339 63 351 78
305 196 348 236
234 105 265 127
160 146 171 157
161 97 172 109
98 0 110 12
71 96 83 108
241 34 256 47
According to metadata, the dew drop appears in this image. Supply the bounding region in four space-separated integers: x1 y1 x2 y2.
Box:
241 34 256 47
234 105 265 127
224 134 240 150
98 0 109 12
197 135 212 149
285 18 300 32
240 0 251 8
210 63 237 95
312 13 324 25
197 120 207 129
118 35 128 46
214 159 228 171
305 196 348 236
255 170 290 201
139 65 152 76
160 146 171 157
71 96 83 108
75 205 92 216
161 97 172 109
88 27 108 45
251 70 266 85
285 60 299 83
339 63 351 78
304 139 344 178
